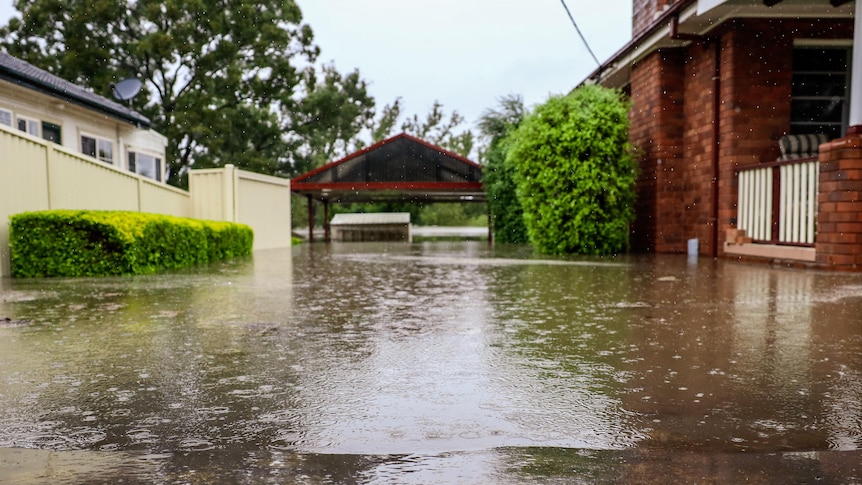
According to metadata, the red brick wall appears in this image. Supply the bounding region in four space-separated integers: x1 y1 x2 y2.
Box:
629 49 685 252
717 22 794 256
681 40 718 256
627 19 853 257
816 135 862 269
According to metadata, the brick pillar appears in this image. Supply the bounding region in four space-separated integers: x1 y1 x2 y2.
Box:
629 49 685 253
816 134 862 269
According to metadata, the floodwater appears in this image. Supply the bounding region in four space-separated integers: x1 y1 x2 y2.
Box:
1 241 861 484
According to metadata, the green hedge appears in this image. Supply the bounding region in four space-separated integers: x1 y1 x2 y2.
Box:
9 210 253 277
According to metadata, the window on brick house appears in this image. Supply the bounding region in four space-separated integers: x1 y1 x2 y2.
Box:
791 46 850 139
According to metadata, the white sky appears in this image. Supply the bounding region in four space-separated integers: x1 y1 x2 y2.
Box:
0 0 632 131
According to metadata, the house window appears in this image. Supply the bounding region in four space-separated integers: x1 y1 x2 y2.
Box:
17 116 40 137
42 122 61 144
0 108 11 126
81 135 114 164
791 47 850 139
128 151 162 182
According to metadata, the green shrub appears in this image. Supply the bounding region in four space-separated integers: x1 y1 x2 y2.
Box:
507 85 637 255
479 94 529 244
9 210 253 277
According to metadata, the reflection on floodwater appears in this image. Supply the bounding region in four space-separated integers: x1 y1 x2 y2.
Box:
0 242 861 483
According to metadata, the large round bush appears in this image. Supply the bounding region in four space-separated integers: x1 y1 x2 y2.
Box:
507 85 637 255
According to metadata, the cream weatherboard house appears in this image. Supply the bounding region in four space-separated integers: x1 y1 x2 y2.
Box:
0 52 167 182
0 53 293 277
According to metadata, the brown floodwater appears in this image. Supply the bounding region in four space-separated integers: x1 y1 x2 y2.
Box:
0 241 860 484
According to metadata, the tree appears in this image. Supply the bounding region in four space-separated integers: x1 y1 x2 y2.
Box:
370 98 402 144
507 85 637 255
285 64 376 176
401 100 474 157
0 0 344 185
478 94 528 244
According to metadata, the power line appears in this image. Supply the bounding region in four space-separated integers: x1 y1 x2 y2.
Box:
559 0 602 68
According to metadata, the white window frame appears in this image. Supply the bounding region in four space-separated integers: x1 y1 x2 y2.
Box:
16 115 40 137
127 149 163 182
81 133 114 164
0 108 11 127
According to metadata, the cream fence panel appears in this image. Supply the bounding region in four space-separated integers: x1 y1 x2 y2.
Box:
189 167 233 222
189 165 292 251
236 170 291 250
2 127 292 277
46 146 142 211
140 178 193 217
1 128 52 277
1 125 192 277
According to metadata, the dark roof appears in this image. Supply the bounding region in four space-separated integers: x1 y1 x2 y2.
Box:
292 133 485 203
0 52 150 128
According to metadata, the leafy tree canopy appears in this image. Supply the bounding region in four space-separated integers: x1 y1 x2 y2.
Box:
400 100 474 158
478 94 528 244
506 85 637 255
0 0 378 184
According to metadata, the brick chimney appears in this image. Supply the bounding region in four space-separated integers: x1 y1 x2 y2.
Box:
633 0 676 37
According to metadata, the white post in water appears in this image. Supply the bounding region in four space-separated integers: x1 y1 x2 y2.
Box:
850 0 862 131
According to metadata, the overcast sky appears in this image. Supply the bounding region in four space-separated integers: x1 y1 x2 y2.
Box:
0 0 632 130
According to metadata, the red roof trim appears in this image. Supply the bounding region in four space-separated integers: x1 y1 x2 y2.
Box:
292 181 483 192
291 132 481 183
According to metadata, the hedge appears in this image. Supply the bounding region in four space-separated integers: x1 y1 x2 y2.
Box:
9 210 253 277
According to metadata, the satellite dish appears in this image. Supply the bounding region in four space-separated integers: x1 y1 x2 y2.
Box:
112 78 142 102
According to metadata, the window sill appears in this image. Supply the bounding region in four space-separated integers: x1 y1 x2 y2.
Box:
724 242 816 262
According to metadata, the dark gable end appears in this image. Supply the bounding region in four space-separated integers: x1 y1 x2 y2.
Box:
0 52 150 128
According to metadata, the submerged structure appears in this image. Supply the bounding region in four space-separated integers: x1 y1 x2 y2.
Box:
292 133 486 242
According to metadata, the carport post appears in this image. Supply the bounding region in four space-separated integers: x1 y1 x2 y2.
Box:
487 205 493 245
306 194 314 242
324 200 331 242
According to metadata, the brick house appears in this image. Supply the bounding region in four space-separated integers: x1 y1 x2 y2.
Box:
589 0 862 269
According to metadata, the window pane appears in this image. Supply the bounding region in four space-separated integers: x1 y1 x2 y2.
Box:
0 109 11 126
791 99 844 123
27 120 39 135
42 122 61 144
81 136 96 157
792 73 846 97
791 46 849 138
98 139 113 163
132 153 158 180
17 118 26 132
793 48 848 72
790 122 842 139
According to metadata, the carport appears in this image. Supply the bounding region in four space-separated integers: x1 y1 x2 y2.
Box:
291 133 487 242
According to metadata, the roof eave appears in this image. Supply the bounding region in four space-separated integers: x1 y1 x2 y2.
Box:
0 66 151 128
583 0 857 89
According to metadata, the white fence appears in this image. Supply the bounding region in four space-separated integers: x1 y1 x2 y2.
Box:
737 158 819 245
1 124 292 277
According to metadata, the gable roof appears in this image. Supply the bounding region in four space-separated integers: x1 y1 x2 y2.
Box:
0 52 151 128
292 133 484 203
